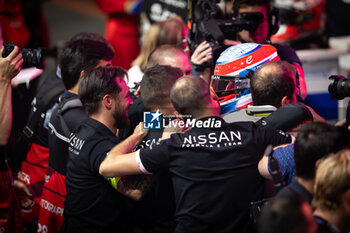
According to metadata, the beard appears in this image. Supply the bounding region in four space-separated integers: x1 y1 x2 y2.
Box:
113 109 130 129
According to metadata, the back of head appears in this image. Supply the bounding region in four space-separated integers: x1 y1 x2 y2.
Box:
147 44 188 70
140 65 183 110
79 66 127 115
251 61 296 108
232 0 271 17
170 76 211 117
69 32 115 53
294 122 350 180
313 149 350 211
259 196 315 233
158 16 187 46
60 36 114 90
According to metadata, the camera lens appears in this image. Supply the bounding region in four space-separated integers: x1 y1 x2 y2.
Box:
328 75 350 100
2 42 43 68
20 48 43 68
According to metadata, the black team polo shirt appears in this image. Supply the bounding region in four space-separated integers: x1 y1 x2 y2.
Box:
62 117 128 233
130 128 176 233
136 117 293 233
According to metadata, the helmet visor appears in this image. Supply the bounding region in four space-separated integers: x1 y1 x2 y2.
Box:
211 75 250 98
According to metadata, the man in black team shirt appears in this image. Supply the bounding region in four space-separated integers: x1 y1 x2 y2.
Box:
61 67 136 232
120 44 191 139
37 34 114 232
100 76 293 233
128 64 183 233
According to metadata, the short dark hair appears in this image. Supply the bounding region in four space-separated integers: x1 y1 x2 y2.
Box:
68 32 114 53
60 38 114 90
258 196 311 233
140 65 183 110
251 61 296 108
79 66 127 115
232 0 271 17
294 122 350 180
170 76 211 117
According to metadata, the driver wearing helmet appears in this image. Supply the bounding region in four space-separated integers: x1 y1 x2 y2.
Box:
212 43 324 128
211 43 280 117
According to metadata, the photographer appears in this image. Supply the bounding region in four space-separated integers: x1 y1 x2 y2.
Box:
190 0 307 100
329 75 350 129
231 0 307 100
0 45 23 145
0 44 23 233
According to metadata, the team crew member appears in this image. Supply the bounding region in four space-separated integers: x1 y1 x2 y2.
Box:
119 45 192 139
128 65 183 233
38 35 114 232
100 76 293 233
223 61 298 123
61 67 135 232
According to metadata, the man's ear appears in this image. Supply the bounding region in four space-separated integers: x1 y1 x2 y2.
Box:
134 86 141 98
281 96 290 106
79 70 85 78
315 159 322 170
102 94 113 110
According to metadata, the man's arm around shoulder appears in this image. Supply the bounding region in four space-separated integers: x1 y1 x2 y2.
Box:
99 130 147 178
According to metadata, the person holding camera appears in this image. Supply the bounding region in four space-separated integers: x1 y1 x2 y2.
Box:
191 0 307 100
0 45 23 145
231 0 307 100
0 44 24 233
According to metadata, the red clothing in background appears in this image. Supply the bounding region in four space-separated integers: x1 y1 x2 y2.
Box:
95 0 140 70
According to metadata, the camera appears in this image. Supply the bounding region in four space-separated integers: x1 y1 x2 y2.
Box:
188 0 264 70
328 75 350 100
2 42 43 68
328 75 350 127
